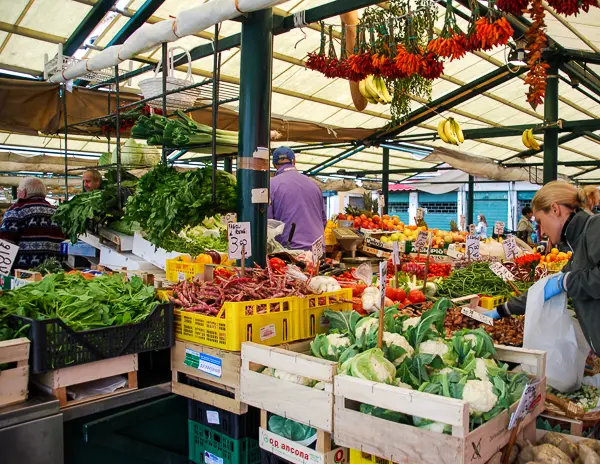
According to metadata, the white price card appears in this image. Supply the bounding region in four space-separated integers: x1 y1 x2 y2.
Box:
466 235 480 259
469 224 476 235
311 236 324 265
392 241 400 266
459 215 466 231
0 239 19 276
223 213 236 225
461 306 494 326
503 235 520 260
379 260 387 305
413 230 429 251
378 194 385 208
494 221 505 236
227 222 251 259
489 262 516 281
415 207 424 221
353 263 373 285
509 380 541 429
446 244 464 260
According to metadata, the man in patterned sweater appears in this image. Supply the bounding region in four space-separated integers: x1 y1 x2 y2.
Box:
0 177 64 269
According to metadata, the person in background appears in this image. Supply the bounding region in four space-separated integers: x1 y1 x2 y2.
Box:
0 177 64 269
516 206 534 245
484 181 600 355
583 185 599 214
475 214 488 239
268 146 327 250
82 169 102 192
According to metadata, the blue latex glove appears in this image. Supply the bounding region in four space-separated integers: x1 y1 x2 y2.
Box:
483 309 500 320
544 273 566 301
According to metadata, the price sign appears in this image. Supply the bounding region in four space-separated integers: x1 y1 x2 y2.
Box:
469 224 476 235
446 244 464 260
311 236 324 265
378 194 385 208
392 241 400 266
416 207 424 221
379 260 387 305
459 215 466 231
489 262 516 281
353 263 373 285
461 306 494 326
509 380 541 429
413 230 429 251
227 222 251 259
0 239 19 276
223 213 237 225
494 221 505 236
503 235 520 260
466 235 480 259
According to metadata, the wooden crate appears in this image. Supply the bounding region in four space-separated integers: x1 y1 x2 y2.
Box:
172 340 311 415
0 338 30 408
240 341 337 432
14 269 43 281
36 353 138 408
334 345 547 464
539 412 584 436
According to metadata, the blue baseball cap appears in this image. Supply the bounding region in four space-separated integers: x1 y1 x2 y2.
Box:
273 146 296 166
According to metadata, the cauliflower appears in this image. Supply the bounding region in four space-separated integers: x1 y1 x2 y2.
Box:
464 334 478 346
355 317 378 339
474 358 500 381
263 368 315 386
402 316 421 332
418 339 458 366
393 379 413 389
324 333 350 356
462 380 498 414
383 332 414 365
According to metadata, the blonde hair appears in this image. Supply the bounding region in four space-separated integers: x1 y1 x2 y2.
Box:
583 185 600 210
531 181 587 213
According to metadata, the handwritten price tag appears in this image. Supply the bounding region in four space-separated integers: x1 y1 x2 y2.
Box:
446 244 464 260
392 241 400 266
228 222 251 259
503 235 520 260
378 194 385 208
413 230 428 251
469 224 476 235
223 213 237 225
460 215 466 231
494 221 505 236
466 235 480 259
489 262 516 281
379 260 387 305
0 239 19 276
461 306 494 326
509 380 541 429
416 208 424 221
312 236 324 265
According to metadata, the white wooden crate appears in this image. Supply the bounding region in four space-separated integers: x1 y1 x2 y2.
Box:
240 341 338 433
0 338 30 408
334 345 546 464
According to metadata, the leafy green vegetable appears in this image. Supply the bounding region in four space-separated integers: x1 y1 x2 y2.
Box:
32 257 63 276
268 415 316 442
344 348 396 384
359 404 410 424
310 333 351 361
322 309 361 338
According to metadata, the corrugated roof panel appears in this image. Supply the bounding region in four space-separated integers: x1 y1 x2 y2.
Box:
320 109 377 128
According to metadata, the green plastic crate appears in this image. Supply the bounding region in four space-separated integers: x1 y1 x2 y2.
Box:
189 420 261 464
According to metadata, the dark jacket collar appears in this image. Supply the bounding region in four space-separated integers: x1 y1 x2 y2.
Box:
562 209 589 245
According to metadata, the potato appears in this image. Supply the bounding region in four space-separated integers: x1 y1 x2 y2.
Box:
518 442 535 464
580 440 600 455
541 433 579 460
532 443 573 464
579 444 600 464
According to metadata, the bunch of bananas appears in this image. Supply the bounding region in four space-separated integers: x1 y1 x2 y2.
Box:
358 75 392 105
522 129 541 150
437 118 464 145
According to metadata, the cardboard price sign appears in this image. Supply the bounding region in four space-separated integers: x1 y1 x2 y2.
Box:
489 262 516 281
413 230 429 251
494 221 505 236
461 306 494 326
392 241 400 266
509 380 541 429
0 239 19 276
379 260 387 305
415 207 424 221
446 244 464 260
503 235 520 260
469 224 476 235
459 215 466 231
378 194 385 208
312 236 324 265
228 222 251 259
466 235 480 259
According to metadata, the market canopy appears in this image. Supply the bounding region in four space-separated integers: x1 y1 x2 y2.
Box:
0 0 599 184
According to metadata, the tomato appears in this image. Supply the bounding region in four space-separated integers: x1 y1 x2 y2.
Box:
360 214 368 221
353 218 361 228
338 213 347 220
352 297 366 315
353 284 367 297
395 288 406 302
269 257 287 274
372 215 381 223
385 286 397 301
407 289 426 304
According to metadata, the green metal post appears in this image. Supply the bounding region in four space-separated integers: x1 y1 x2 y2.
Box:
224 157 233 173
467 175 474 226
382 147 390 215
236 9 273 267
544 64 559 184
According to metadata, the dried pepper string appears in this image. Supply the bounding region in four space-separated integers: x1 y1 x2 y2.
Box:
546 0 599 16
427 0 467 61
496 0 530 16
306 22 328 74
524 0 549 108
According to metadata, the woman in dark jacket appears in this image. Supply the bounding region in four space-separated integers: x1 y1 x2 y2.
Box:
484 181 600 355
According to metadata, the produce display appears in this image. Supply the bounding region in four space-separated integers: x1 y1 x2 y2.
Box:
31 257 64 276
124 164 236 246
158 217 229 255
516 432 600 464
548 384 600 413
444 307 524 347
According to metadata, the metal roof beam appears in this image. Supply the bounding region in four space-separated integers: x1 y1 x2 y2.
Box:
106 0 166 46
502 132 586 162
63 0 118 56
562 49 600 66
461 119 600 139
304 145 366 176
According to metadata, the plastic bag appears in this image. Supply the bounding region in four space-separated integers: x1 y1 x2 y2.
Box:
267 219 286 254
268 415 317 445
524 276 590 392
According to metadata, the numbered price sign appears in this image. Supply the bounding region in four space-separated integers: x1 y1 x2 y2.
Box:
503 235 520 260
461 306 494 326
469 224 476 235
378 194 385 208
312 236 324 265
0 239 19 276
415 207 424 221
509 380 541 429
413 230 428 251
379 260 387 305
466 235 480 259
494 221 505 236
223 213 237 225
392 241 400 266
489 262 516 281
227 222 252 259
459 215 466 231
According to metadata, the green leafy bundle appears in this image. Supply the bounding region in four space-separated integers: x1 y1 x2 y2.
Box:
124 164 236 246
0 272 158 333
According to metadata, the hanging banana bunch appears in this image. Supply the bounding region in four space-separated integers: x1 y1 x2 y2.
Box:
358 75 393 105
522 129 541 150
437 117 465 145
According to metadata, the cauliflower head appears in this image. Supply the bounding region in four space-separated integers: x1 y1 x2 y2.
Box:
418 339 457 366
325 333 351 355
402 316 421 333
462 380 498 414
355 317 378 339
383 332 414 365
464 334 478 347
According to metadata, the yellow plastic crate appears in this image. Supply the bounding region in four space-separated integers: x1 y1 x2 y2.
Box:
479 294 509 310
173 296 300 350
166 258 206 282
349 449 391 464
299 288 353 339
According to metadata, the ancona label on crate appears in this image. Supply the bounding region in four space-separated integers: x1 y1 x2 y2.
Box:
259 429 347 464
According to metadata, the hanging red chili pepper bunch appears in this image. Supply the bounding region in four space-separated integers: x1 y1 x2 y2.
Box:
525 0 550 108
546 0 599 16
421 53 445 79
464 1 483 52
395 43 427 76
306 22 329 75
428 0 468 61
475 16 514 51
496 0 530 16
345 26 377 80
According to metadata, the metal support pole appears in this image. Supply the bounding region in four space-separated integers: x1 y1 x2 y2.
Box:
224 157 233 173
467 175 474 226
115 64 122 210
237 8 273 267
161 41 168 164
63 85 68 200
544 64 559 184
382 147 389 215
107 85 111 153
211 23 221 204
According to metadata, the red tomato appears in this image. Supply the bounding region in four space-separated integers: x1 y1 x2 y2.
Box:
407 289 426 304
395 288 406 302
353 218 361 228
353 284 367 297
385 286 397 301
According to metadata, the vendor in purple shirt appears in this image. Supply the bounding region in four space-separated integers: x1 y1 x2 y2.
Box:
268 147 327 250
